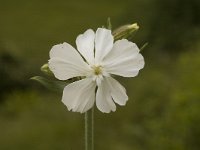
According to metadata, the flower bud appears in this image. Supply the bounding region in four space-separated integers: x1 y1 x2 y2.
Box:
41 63 53 76
112 23 139 40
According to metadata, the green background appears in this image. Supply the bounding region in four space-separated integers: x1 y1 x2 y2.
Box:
0 0 200 149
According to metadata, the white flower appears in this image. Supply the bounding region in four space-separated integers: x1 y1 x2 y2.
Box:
48 28 144 113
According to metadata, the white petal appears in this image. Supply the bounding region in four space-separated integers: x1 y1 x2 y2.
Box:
76 29 95 64
95 28 114 63
49 42 90 80
96 79 116 113
103 39 144 77
62 78 96 113
106 77 128 106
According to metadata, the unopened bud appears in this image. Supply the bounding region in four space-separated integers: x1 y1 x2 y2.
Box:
112 23 139 40
41 63 53 76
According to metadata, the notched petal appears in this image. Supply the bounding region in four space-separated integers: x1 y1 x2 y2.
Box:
103 39 145 77
106 77 128 106
49 42 90 80
96 79 116 113
76 29 95 64
62 78 96 113
95 28 114 63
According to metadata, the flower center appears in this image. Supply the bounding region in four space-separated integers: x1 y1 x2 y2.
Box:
90 65 109 86
92 65 102 75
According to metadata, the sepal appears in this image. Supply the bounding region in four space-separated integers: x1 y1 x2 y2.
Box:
31 76 68 93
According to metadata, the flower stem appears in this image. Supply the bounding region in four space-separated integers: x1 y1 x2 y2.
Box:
85 108 94 150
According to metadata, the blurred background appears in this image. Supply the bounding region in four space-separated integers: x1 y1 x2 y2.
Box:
0 0 200 149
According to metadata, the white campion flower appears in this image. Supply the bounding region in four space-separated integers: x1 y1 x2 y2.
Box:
48 28 144 113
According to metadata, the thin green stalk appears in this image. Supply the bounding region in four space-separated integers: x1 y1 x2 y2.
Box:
85 108 94 150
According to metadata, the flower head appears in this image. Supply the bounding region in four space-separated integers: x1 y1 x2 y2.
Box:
48 28 144 113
